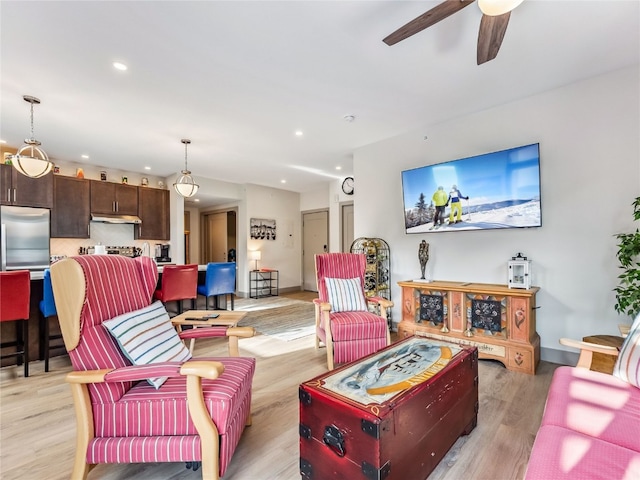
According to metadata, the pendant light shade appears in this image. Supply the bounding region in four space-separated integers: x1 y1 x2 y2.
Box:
173 139 199 198
11 95 53 178
478 0 524 16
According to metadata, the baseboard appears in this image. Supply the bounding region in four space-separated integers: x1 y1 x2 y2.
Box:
236 285 304 298
541 346 577 366
279 286 304 294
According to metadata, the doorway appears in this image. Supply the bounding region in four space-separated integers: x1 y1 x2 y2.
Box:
201 210 237 264
341 202 354 252
302 210 328 292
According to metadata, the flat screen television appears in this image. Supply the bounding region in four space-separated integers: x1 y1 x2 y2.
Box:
402 143 541 234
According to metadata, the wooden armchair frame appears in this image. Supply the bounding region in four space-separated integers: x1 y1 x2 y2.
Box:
559 337 619 370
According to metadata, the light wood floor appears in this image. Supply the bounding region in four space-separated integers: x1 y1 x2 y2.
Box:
0 292 559 480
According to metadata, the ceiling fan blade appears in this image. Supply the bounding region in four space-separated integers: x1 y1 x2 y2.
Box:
477 12 511 65
383 0 476 46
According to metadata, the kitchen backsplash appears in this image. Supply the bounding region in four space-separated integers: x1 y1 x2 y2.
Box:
50 223 169 258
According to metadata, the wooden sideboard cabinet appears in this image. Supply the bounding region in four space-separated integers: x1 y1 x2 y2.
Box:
397 280 540 374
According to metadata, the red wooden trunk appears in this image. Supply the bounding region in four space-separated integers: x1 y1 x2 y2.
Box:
299 336 478 480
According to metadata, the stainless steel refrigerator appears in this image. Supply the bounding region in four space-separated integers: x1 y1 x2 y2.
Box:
1 205 50 271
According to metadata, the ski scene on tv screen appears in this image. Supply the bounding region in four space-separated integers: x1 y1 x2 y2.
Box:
402 143 542 234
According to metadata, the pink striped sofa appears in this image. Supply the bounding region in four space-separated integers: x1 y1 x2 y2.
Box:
50 255 255 480
525 316 640 480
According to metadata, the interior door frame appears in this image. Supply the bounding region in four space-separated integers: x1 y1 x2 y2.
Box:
340 201 354 253
302 208 329 292
199 207 238 264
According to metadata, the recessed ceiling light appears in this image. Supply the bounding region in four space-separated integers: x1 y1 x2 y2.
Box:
81 154 89 159
295 130 303 136
0 140 6 144
113 62 128 71
194 198 200 202
144 166 151 170
336 166 342 171
281 179 287 184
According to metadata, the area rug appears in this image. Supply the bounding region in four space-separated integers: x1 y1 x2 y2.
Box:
238 301 316 341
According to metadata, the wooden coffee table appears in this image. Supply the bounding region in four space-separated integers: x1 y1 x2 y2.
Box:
172 310 249 354
172 309 247 328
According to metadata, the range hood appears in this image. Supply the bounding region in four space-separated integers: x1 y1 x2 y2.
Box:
91 213 142 224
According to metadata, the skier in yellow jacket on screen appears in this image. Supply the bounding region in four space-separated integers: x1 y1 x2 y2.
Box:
431 186 448 227
447 185 469 224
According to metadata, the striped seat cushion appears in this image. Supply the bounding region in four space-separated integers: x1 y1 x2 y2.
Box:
93 356 255 437
324 311 389 364
328 311 389 341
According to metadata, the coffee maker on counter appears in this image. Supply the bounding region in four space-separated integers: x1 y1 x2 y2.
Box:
155 244 171 263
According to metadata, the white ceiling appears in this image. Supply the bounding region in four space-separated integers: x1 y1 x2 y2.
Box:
1 1 638 207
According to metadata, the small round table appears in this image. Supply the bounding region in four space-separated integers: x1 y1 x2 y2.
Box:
582 335 624 374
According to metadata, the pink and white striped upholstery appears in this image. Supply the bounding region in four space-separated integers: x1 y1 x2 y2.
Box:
51 255 255 479
314 253 390 369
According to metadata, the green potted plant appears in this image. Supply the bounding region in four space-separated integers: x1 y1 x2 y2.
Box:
614 197 640 317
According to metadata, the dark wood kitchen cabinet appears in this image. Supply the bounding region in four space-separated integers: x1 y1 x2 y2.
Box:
52 175 90 238
0 163 53 208
135 187 170 240
90 180 138 216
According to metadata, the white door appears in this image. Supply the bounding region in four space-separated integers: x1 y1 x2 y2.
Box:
341 203 354 252
302 210 328 291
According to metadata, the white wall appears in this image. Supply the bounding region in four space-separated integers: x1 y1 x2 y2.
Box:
354 66 640 361
300 185 330 212
245 184 302 294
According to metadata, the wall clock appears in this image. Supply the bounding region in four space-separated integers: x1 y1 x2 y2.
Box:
342 176 354 195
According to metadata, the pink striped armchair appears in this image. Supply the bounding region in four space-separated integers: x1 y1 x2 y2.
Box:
50 255 255 480
314 253 392 370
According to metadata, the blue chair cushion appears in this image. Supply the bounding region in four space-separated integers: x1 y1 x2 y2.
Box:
40 269 57 317
198 262 236 297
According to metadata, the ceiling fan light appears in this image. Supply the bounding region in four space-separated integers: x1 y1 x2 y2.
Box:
478 0 524 16
11 141 53 178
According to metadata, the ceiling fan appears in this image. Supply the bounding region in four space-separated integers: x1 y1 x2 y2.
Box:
383 0 524 65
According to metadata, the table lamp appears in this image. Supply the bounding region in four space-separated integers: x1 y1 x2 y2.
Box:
249 250 261 271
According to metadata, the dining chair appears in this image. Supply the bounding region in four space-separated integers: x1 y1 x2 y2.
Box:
198 262 236 310
0 270 31 377
154 264 199 316
39 268 65 372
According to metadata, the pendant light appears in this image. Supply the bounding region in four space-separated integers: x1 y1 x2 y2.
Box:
11 95 54 178
173 139 199 198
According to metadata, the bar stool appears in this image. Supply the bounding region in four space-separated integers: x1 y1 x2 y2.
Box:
197 262 236 310
0 270 31 377
39 268 65 372
153 264 198 316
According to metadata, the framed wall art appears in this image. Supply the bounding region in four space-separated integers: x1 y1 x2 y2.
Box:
250 218 276 240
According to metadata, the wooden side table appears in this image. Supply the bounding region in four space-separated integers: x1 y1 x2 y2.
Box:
582 335 624 374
